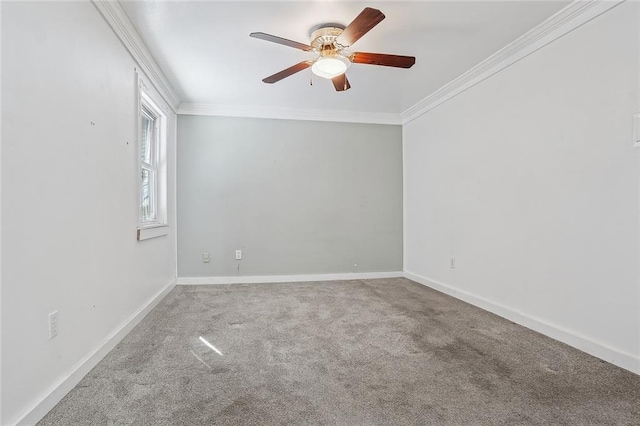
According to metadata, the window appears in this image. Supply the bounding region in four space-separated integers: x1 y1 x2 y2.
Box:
140 102 159 223
138 76 168 240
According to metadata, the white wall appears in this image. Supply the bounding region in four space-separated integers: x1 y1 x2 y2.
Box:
0 2 4 422
1 1 177 424
177 116 403 278
404 1 639 373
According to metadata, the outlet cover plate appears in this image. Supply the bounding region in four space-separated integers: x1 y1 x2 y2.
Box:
49 311 59 339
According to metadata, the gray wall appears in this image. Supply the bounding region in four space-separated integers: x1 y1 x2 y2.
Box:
177 116 403 277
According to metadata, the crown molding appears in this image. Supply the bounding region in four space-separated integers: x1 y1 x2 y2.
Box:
92 0 181 112
178 103 403 125
401 0 625 125
92 0 623 126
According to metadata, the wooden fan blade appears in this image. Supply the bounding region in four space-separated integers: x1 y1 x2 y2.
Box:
331 74 351 92
336 7 385 47
262 61 313 84
250 32 313 51
351 52 415 68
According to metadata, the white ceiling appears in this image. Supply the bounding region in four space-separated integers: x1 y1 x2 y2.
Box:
120 1 569 115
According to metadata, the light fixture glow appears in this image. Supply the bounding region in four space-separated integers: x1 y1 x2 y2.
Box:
199 336 223 356
312 56 350 79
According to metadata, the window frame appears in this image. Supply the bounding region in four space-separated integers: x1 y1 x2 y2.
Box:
140 102 159 224
137 74 168 240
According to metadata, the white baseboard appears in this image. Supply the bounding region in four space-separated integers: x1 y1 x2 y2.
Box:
13 279 177 426
177 271 404 285
404 271 639 375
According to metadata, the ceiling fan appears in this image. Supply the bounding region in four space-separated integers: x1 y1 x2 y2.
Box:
249 7 416 92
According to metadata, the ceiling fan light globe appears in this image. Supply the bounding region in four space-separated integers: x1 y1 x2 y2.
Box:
311 56 350 79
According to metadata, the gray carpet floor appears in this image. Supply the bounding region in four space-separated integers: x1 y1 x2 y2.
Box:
40 278 640 425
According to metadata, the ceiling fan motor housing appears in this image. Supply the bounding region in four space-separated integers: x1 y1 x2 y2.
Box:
310 27 344 51
309 26 352 79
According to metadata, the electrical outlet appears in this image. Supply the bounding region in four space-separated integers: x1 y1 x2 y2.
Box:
49 311 59 339
202 252 210 263
235 250 242 260
450 257 456 269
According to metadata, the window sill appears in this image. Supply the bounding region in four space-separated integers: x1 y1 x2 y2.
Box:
137 224 169 241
